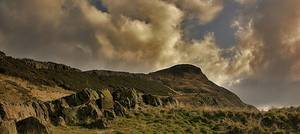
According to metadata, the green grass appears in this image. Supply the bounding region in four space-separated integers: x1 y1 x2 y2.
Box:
110 107 300 134
50 106 300 134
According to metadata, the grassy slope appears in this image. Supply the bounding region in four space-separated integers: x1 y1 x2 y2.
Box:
111 107 300 133
50 106 300 134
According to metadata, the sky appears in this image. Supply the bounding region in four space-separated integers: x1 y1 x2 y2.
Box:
0 0 300 108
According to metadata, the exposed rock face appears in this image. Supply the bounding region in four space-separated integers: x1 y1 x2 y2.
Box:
0 120 17 134
112 88 138 109
98 89 114 110
16 117 50 134
62 103 102 126
44 88 119 128
142 94 162 107
32 101 50 123
0 101 49 123
63 89 100 107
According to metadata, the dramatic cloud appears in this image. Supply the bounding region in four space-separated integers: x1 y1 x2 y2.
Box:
229 0 300 108
162 0 223 24
0 0 224 73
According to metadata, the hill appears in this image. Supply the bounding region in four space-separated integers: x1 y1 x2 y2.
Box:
150 64 248 107
0 51 249 108
2 50 300 134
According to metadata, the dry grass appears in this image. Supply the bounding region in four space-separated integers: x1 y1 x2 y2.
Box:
0 74 73 103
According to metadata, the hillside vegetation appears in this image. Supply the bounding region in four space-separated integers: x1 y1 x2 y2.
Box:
51 106 300 134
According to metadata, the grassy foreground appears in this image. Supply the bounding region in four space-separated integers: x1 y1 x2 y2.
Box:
51 106 300 134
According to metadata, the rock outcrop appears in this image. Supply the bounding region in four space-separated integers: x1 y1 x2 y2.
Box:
63 89 100 107
112 88 139 109
0 86 182 133
142 94 162 107
62 103 102 126
16 117 50 134
0 101 49 123
97 89 114 110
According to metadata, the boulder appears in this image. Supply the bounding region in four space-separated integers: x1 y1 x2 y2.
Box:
53 116 66 127
114 101 127 117
16 117 50 134
96 89 114 110
0 120 17 134
63 89 100 107
112 88 138 109
142 94 162 107
62 103 102 126
162 96 179 106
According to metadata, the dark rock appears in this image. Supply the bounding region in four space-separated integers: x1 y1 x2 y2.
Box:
114 101 127 117
97 89 114 110
0 120 17 134
62 103 102 126
0 51 5 58
95 99 102 109
0 103 6 120
103 110 116 120
32 101 50 123
63 89 100 107
162 96 179 106
52 98 69 110
53 116 66 127
16 117 50 134
142 94 162 107
86 119 110 129
112 88 138 109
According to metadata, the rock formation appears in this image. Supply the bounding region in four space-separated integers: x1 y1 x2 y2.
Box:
16 117 50 134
